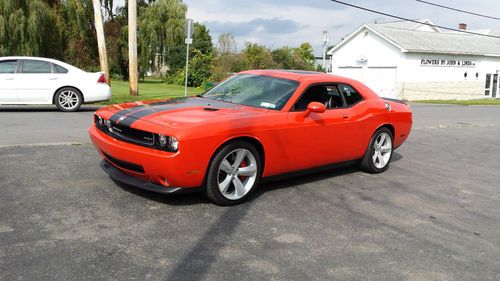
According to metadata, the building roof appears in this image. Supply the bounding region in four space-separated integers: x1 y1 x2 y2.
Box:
328 20 500 57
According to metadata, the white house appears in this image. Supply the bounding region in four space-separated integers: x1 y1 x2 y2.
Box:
327 19 500 100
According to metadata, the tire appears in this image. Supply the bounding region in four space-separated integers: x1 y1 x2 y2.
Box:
360 127 393 173
54 87 82 112
204 141 262 206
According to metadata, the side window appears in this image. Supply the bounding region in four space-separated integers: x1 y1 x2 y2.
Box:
294 85 330 111
339 84 363 106
21 60 52 74
325 85 345 108
0 60 19 73
53 64 68 74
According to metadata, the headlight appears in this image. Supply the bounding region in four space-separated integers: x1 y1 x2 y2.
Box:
95 114 106 127
157 134 178 152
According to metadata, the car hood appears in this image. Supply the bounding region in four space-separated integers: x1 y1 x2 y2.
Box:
99 97 267 129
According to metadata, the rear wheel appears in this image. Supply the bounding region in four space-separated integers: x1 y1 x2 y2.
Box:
205 141 262 206
360 127 393 173
54 87 82 112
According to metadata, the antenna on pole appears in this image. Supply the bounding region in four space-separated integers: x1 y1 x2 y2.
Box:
322 30 330 72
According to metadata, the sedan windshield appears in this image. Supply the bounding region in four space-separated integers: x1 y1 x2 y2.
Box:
202 74 299 110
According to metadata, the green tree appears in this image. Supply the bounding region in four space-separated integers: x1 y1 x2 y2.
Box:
272 46 294 69
242 42 277 69
295 42 315 70
165 22 214 72
63 0 99 71
0 0 64 58
137 0 186 78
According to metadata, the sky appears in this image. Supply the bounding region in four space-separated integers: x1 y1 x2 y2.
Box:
115 0 500 56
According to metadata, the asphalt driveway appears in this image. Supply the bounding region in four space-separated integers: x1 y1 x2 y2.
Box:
0 104 499 280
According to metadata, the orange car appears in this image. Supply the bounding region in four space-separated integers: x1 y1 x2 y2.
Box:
89 70 412 205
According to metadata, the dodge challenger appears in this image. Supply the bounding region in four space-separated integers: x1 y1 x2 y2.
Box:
89 70 412 205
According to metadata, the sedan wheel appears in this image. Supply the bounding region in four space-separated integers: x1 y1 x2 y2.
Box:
205 141 262 205
55 87 82 112
360 127 393 173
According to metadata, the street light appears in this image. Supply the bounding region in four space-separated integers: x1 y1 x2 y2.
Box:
322 30 329 72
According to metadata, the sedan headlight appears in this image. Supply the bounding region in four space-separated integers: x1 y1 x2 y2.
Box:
157 134 179 152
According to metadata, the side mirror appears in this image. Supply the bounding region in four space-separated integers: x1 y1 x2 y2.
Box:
303 102 326 117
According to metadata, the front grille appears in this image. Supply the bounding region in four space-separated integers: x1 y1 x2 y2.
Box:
108 122 155 146
102 151 145 174
95 115 156 148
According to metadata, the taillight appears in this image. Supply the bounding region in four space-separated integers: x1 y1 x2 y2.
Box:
97 73 107 84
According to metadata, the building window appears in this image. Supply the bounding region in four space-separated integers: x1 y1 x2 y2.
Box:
485 74 491 96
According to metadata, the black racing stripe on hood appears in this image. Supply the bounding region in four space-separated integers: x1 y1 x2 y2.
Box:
110 97 237 126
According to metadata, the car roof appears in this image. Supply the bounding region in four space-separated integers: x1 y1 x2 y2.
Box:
239 69 380 100
0 56 82 72
240 69 366 84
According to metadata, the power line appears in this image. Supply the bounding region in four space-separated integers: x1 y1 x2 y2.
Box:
416 0 500 21
329 0 500 39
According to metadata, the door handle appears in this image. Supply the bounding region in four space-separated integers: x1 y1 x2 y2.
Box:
342 114 349 119
49 77 58 80
4 77 15 80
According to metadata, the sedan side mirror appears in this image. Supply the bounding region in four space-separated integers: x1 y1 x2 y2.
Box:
304 102 326 117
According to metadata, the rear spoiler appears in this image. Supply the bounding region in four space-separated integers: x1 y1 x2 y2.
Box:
383 97 407 105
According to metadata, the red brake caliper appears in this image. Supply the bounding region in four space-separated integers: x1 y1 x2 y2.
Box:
239 160 247 181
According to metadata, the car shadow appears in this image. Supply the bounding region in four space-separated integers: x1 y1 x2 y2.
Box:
0 105 101 112
112 151 403 206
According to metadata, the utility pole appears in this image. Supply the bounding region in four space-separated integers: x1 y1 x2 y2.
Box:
128 0 139 96
322 30 329 72
92 0 110 85
184 18 194 97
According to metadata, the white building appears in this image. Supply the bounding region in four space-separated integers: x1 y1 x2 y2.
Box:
327 19 500 100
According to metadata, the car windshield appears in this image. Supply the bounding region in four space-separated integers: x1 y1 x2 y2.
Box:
202 74 299 110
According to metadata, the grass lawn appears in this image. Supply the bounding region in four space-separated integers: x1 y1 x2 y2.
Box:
98 79 204 105
414 99 500 106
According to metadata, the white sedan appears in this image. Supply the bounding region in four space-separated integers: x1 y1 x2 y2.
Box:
0 56 111 111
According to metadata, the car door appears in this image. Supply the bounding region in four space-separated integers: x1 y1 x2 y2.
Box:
0 59 20 103
284 84 363 172
16 59 57 103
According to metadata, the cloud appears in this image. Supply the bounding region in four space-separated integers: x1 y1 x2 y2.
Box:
205 17 300 37
114 0 500 55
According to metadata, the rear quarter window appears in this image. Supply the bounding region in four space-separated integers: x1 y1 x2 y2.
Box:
53 64 68 73
339 84 363 106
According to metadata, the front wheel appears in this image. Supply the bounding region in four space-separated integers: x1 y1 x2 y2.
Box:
360 127 393 173
204 141 262 206
54 87 82 112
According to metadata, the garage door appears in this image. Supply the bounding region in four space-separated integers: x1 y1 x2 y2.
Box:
336 67 364 82
364 67 397 99
335 67 397 99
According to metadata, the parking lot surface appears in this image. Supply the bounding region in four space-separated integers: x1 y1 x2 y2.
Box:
1 104 499 280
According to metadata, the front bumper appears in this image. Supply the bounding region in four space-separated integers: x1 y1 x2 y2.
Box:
100 160 197 194
89 125 206 189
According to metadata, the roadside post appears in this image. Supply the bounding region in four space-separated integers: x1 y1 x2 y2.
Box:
184 18 194 97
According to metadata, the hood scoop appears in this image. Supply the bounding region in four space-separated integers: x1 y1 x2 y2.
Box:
203 107 220 111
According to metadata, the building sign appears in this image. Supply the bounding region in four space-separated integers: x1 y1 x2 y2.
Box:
420 58 476 67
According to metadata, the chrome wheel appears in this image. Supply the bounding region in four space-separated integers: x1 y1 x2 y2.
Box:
58 90 80 110
217 148 258 200
372 132 392 169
